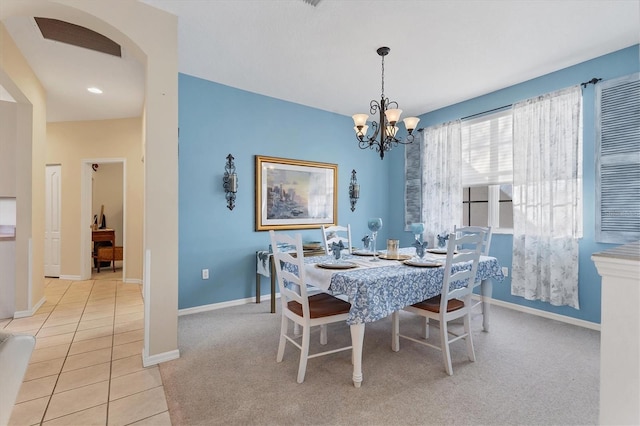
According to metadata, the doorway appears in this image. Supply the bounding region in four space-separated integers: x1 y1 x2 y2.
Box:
81 159 126 280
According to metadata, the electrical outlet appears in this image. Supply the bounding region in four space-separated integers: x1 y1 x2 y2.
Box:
201 269 209 280
502 266 509 277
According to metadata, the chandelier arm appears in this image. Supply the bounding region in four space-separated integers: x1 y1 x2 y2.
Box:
369 100 381 116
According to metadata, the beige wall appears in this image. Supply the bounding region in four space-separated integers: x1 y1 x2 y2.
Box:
2 0 178 362
0 23 46 313
0 100 17 197
47 119 143 281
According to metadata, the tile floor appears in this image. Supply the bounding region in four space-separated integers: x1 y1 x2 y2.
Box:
1 269 172 425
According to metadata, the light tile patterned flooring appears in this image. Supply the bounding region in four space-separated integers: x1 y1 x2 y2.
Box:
1 269 172 425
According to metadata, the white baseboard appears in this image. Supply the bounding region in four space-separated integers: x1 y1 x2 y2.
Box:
474 295 601 331
178 294 273 316
59 275 81 280
14 296 46 318
179 293 599 331
124 278 142 285
142 348 180 367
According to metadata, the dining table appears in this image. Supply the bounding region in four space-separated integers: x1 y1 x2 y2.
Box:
301 247 505 387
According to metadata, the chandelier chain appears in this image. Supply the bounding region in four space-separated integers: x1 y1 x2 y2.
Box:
380 54 385 99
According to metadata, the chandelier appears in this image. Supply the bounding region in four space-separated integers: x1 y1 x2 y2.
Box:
352 47 420 160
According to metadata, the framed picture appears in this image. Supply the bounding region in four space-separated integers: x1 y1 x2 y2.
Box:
255 155 337 231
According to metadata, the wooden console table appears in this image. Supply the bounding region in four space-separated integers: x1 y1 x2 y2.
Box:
92 229 116 273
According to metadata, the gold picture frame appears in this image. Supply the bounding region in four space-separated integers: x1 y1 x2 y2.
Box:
255 155 338 231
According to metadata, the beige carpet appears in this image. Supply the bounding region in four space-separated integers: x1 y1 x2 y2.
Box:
159 303 599 425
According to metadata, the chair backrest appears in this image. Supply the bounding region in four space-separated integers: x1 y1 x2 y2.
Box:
454 225 492 256
321 224 352 255
440 230 485 309
269 230 311 318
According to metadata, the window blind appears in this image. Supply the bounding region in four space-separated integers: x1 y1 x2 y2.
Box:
596 72 640 244
461 109 513 186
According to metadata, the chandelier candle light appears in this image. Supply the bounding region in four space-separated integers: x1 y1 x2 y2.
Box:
352 47 420 160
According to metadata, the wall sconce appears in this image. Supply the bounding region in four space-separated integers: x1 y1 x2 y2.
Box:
349 169 359 212
223 154 237 210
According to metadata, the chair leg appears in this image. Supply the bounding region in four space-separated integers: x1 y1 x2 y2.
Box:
440 318 453 376
320 324 327 345
464 312 476 362
422 317 430 339
297 325 310 384
391 311 400 352
276 316 287 362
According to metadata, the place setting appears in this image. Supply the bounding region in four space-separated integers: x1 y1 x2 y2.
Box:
402 222 443 268
316 240 358 269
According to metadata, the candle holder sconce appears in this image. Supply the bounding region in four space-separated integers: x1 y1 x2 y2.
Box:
349 169 360 212
223 154 238 210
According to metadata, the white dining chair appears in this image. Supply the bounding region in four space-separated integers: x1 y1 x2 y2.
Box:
321 224 353 256
454 225 492 319
391 230 485 375
269 230 352 383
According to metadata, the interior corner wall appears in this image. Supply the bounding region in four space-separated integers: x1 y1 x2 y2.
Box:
47 118 143 281
0 22 46 313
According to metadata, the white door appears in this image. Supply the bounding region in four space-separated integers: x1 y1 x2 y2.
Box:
45 164 61 277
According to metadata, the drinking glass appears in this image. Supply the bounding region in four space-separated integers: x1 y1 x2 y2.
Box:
367 218 383 262
410 223 425 244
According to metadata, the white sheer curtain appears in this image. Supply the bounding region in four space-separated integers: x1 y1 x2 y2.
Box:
420 121 462 247
511 86 583 308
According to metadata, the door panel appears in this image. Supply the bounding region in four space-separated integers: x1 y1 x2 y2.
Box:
45 165 61 277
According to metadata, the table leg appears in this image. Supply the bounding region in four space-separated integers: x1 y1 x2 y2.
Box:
256 273 260 304
350 323 365 388
481 279 492 332
270 257 276 314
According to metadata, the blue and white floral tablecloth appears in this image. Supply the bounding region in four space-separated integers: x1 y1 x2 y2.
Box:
300 248 504 325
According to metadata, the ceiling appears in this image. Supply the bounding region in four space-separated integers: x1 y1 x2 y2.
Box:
2 0 639 122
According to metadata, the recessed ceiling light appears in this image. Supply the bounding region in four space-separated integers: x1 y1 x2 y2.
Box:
87 87 103 94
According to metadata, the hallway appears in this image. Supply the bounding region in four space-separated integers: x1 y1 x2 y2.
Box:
1 270 171 425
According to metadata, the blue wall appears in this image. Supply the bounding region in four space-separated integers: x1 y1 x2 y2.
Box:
387 45 640 324
178 75 399 309
179 45 638 322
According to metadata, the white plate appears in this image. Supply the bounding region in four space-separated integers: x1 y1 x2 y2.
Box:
352 250 375 256
316 261 358 270
378 254 412 260
426 248 456 255
403 259 443 268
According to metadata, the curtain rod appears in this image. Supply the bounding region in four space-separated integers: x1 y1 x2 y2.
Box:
461 104 512 121
416 103 511 132
581 77 602 88
418 78 601 130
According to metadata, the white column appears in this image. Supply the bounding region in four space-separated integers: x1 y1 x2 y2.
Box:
592 242 640 426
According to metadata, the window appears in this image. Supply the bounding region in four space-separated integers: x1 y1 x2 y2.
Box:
596 73 640 243
461 109 513 231
462 185 513 228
